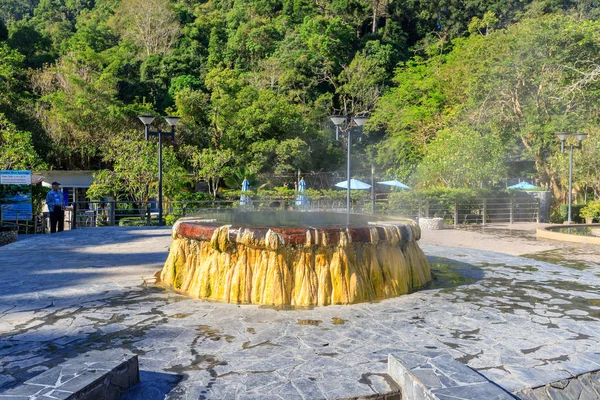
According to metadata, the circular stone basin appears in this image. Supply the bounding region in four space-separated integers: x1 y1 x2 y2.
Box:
536 224 600 244
160 211 432 306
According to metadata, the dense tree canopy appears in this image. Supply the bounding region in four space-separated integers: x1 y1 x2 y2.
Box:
371 14 600 198
1 0 600 201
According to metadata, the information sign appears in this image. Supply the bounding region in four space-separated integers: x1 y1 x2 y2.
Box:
0 170 33 221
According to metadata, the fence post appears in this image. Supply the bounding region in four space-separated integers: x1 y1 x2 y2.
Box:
72 203 77 230
454 199 458 228
183 201 187 217
418 198 422 220
536 198 540 223
509 199 514 224
146 202 151 226
425 199 430 218
482 199 487 226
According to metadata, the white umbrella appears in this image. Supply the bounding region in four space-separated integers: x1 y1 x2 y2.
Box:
377 180 410 190
335 179 371 190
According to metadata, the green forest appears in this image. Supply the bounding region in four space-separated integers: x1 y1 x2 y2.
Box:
1 0 600 202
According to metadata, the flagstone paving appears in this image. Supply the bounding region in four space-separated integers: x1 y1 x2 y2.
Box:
1 226 599 399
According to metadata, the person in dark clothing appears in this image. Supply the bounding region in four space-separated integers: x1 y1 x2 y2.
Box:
46 182 65 233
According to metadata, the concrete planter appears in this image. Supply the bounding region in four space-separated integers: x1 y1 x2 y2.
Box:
0 225 18 246
419 217 444 231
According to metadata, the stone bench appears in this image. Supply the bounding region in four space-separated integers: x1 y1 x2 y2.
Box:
0 225 18 246
0 350 139 400
388 352 515 400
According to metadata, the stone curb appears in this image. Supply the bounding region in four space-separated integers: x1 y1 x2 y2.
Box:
388 352 516 400
516 369 600 400
0 349 139 400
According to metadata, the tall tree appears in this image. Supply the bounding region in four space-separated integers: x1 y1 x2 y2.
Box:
0 114 45 170
112 0 180 56
32 55 134 168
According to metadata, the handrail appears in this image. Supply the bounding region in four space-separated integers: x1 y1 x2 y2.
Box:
0 209 44 234
0 196 543 233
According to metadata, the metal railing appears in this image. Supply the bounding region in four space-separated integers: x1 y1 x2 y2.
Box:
375 197 540 225
0 209 46 234
10 196 541 233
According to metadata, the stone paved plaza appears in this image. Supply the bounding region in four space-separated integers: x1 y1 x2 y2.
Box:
1 225 600 399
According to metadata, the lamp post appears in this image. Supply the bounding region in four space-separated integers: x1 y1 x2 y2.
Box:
329 115 368 220
138 114 181 227
556 132 587 224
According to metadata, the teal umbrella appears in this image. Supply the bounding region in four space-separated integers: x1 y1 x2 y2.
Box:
507 182 539 190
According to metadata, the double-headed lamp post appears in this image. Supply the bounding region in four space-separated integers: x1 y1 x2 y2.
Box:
138 114 181 227
329 115 369 218
556 132 587 224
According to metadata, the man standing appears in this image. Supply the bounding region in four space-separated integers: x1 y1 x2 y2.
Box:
46 182 65 233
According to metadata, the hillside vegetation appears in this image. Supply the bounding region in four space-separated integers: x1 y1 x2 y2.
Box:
1 0 599 199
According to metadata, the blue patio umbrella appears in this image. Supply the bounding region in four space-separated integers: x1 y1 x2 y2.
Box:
240 178 250 206
377 180 411 190
298 178 306 192
507 181 539 190
334 179 371 190
296 178 308 207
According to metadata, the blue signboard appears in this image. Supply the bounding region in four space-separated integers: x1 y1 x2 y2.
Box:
0 170 33 221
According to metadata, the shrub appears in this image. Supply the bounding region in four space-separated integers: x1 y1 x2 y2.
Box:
549 207 564 223
165 214 180 226
559 204 586 223
118 217 147 226
580 200 600 222
118 217 162 226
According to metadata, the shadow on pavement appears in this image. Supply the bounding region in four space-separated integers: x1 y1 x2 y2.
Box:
120 370 183 400
424 256 485 290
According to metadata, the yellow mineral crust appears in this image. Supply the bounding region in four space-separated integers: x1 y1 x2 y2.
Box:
160 219 431 306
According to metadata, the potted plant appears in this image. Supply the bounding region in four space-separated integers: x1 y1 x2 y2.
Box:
580 200 600 224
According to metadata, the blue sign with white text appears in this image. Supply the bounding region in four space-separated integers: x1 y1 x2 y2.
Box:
0 170 33 221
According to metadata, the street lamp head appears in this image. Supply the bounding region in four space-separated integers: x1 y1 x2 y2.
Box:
556 132 570 141
164 116 181 127
329 115 346 126
575 132 587 143
138 114 156 126
352 115 369 126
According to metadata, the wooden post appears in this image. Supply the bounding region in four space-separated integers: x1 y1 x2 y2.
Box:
109 201 116 226
425 199 430 218
482 199 487 226
454 199 458 228
510 199 514 224
146 202 151 226
72 203 77 230
536 198 540 223
371 165 375 214
418 198 422 220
